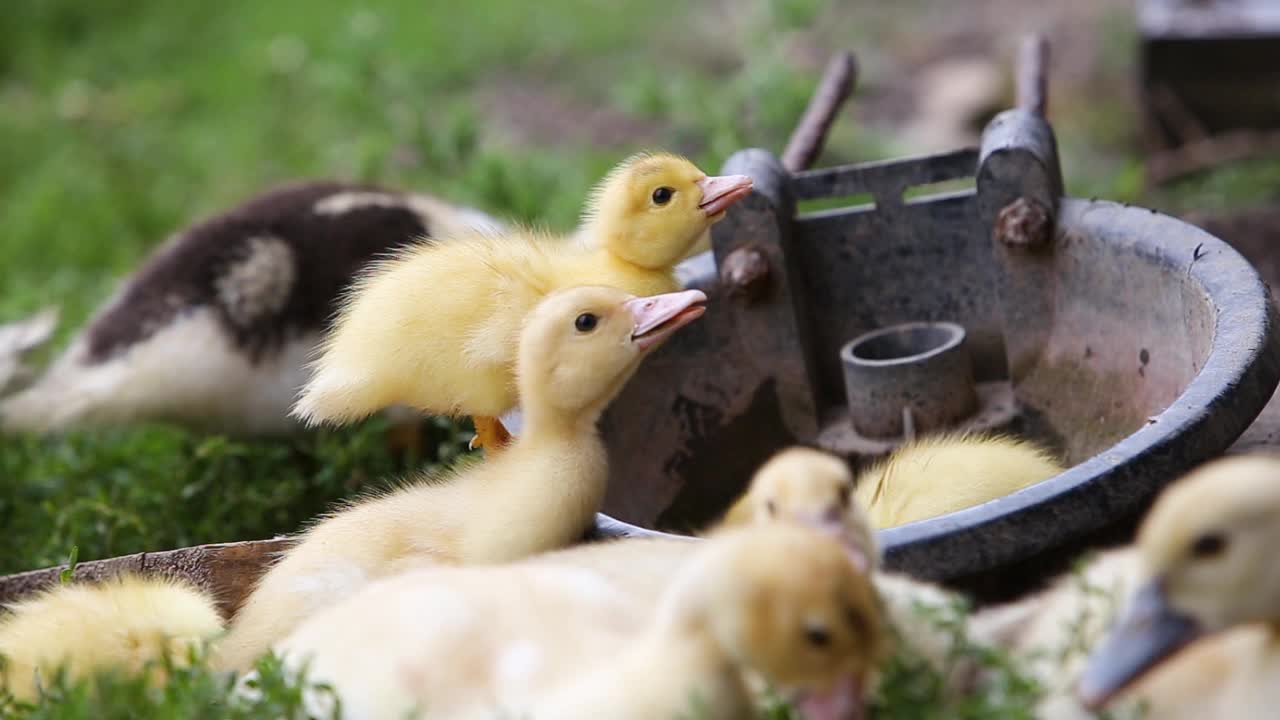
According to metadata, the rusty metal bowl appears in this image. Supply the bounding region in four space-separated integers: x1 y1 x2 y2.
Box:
598 108 1280 597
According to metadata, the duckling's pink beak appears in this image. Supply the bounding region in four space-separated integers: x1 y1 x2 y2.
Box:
800 515 872 574
697 174 754 218
794 673 866 720
626 289 707 351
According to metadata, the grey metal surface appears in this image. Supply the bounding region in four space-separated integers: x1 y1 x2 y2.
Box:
599 111 1280 587
882 197 1280 580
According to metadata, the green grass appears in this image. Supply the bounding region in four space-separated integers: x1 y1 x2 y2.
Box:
0 417 471 575
0 0 855 577
0 647 339 720
0 0 1269 715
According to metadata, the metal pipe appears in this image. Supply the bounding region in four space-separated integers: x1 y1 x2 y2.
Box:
840 321 979 439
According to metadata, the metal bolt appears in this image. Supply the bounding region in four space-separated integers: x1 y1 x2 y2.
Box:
720 246 771 300
994 197 1053 248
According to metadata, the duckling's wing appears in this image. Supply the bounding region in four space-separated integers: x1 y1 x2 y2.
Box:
461 235 556 368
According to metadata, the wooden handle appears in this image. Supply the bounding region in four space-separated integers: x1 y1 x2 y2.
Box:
782 51 859 173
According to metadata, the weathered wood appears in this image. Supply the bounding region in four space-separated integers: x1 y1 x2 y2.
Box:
0 515 682 621
0 538 292 621
1146 128 1280 185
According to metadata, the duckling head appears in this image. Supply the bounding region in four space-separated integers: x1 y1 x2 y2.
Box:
744 447 878 573
698 524 885 720
516 285 706 429
1078 454 1280 709
582 153 753 269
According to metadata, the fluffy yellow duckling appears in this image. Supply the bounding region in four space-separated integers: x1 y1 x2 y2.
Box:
1 181 503 436
292 152 752 450
271 524 882 720
267 562 649 719
529 523 884 720
0 575 223 701
215 285 706 671
1075 454 1280 719
716 446 1010 695
716 446 875 571
854 432 1064 529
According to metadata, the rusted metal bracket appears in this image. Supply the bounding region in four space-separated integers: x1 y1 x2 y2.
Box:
724 51 860 303
718 245 771 301
978 34 1064 385
712 149 822 439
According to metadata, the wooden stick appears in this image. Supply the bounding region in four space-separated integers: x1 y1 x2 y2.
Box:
1017 34 1049 117
782 51 859 173
1147 83 1209 145
1147 128 1280 185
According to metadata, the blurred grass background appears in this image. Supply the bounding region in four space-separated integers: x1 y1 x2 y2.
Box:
2 0 1279 574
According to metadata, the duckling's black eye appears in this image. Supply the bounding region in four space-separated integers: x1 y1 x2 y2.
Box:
804 623 832 649
1190 532 1227 559
765 499 777 517
652 187 675 205
574 313 599 333
838 482 853 508
844 606 867 636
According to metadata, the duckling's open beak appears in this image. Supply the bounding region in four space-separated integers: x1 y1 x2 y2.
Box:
626 289 707 351
697 174 754 218
794 673 866 720
1076 579 1204 710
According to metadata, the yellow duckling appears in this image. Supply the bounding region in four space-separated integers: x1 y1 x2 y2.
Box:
716 446 876 571
854 432 1064 529
268 562 649 719
271 523 883 720
1075 454 1280 719
292 152 752 450
0 575 223 701
528 524 884 720
717 445 1009 695
216 285 706 671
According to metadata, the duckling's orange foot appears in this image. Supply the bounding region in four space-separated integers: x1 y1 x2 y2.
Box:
469 416 512 453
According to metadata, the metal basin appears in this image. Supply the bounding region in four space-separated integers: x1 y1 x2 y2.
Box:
599 108 1280 595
